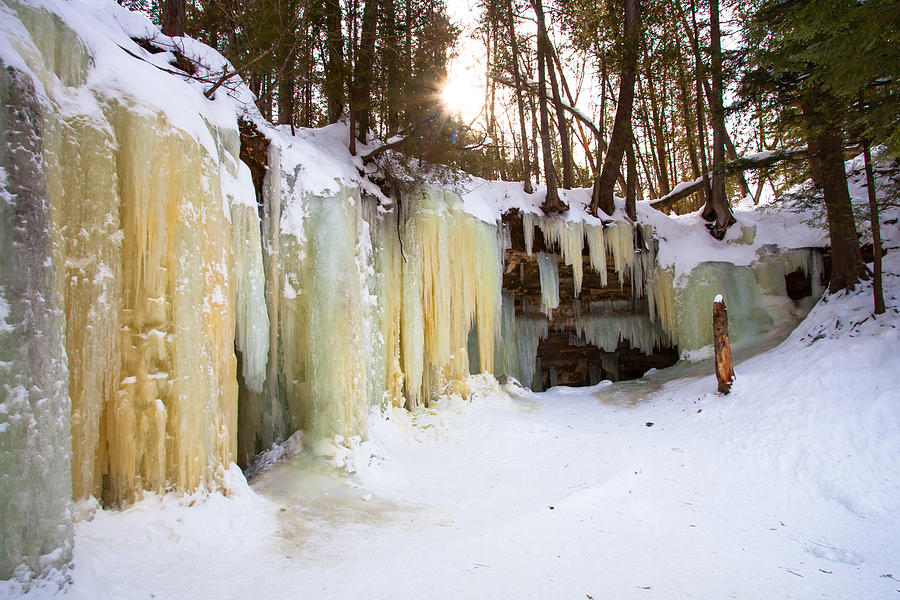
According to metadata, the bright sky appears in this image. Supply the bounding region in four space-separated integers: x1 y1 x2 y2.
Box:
441 0 488 123
440 0 600 161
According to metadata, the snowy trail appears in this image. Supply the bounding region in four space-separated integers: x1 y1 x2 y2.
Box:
244 299 899 600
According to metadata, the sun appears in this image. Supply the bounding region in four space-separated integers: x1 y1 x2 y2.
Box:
440 64 485 124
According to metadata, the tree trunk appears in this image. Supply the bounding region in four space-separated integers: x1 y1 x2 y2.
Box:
529 82 541 185
532 0 565 212
681 0 710 207
352 0 378 145
713 296 734 394
599 51 608 157
636 133 658 199
277 67 295 126
626 122 638 220
801 94 866 293
646 57 671 195
162 0 185 37
324 0 345 123
505 0 533 193
590 0 639 217
702 0 735 239
677 53 702 183
637 74 663 193
544 38 573 188
864 144 885 314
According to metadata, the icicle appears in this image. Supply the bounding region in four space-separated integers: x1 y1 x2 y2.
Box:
537 252 560 315
588 299 633 314
43 99 241 505
575 314 670 354
399 188 501 406
231 202 269 393
516 316 548 389
585 223 608 287
523 212 536 255
605 221 634 286
648 267 678 345
536 217 585 296
493 289 519 380
811 250 825 297
631 224 657 301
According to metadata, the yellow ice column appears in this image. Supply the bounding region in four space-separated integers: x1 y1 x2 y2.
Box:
648 267 678 345
363 201 404 407
43 110 122 502
9 0 243 506
399 188 501 407
7 0 119 504
46 104 239 506
107 107 238 504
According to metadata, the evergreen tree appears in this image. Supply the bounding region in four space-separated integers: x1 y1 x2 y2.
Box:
741 0 900 292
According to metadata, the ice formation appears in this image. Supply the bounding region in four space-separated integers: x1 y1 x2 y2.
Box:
673 248 824 353
3 0 246 531
537 252 560 315
0 59 74 583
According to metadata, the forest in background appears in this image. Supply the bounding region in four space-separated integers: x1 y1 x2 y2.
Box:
128 0 897 295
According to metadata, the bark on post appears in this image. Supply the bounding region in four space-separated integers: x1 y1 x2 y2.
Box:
713 295 734 394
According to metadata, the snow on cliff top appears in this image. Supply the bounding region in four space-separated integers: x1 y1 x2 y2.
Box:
0 0 256 156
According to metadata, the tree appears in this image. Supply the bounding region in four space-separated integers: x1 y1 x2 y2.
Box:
504 0 534 193
701 0 735 238
590 0 640 217
324 0 345 123
162 0 185 37
742 0 891 292
532 0 567 212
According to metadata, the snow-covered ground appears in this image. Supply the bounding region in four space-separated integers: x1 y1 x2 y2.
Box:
6 248 898 599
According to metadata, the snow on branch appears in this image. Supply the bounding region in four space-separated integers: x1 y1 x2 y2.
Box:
649 146 811 211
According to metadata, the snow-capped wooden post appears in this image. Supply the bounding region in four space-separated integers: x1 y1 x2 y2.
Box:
713 294 735 394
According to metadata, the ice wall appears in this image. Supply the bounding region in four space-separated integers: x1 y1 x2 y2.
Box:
49 103 244 506
673 249 824 353
0 0 268 511
236 168 505 453
0 63 73 583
